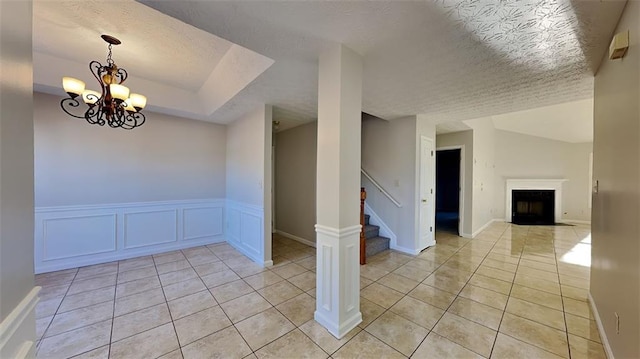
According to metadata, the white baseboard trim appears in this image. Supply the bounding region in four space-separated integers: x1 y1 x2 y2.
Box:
390 243 421 256
364 203 397 247
588 292 614 359
0 287 41 359
561 219 592 225
275 230 316 248
471 218 500 238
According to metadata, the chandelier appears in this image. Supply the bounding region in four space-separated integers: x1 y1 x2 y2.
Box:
60 35 147 130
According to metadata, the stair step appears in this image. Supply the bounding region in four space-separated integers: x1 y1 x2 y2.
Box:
365 236 390 257
364 214 370 226
364 224 379 239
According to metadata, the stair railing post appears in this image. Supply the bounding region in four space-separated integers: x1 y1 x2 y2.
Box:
360 187 366 265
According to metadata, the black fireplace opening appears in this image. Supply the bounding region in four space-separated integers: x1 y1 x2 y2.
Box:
512 190 555 225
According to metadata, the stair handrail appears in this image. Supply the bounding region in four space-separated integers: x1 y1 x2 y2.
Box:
360 168 403 208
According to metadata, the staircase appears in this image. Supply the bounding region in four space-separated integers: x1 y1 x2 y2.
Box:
363 214 390 258
359 187 390 264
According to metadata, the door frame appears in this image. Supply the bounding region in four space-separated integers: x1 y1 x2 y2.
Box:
435 145 465 236
417 136 436 250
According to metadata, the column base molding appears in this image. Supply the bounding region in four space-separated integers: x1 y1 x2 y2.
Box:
314 224 362 339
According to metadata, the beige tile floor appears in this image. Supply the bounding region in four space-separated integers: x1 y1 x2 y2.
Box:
35 222 604 359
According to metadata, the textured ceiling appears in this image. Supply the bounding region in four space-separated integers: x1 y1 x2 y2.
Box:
141 0 625 126
33 0 233 92
32 0 274 122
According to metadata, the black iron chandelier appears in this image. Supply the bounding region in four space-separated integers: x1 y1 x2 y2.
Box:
60 35 147 130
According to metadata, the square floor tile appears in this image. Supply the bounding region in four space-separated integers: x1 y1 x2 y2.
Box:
235 308 295 351
332 331 404 359
111 303 171 342
168 290 218 320
447 296 503 330
413 332 484 359
163 277 207 301
408 283 457 310
389 295 444 330
365 311 428 356
360 283 403 309
174 306 232 346
499 313 569 358
110 322 179 359
433 312 497 358
210 279 254 303
181 326 252 359
506 297 565 331
258 280 303 306
38 320 112 359
46 301 114 337
299 320 360 355
220 292 273 323
254 329 327 359
275 293 315 326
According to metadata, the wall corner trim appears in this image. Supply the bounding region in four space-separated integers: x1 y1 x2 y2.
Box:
588 292 615 359
0 286 41 359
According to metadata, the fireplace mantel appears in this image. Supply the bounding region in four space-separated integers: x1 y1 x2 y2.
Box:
505 179 568 223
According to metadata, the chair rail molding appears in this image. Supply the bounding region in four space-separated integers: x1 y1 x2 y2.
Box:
34 199 225 273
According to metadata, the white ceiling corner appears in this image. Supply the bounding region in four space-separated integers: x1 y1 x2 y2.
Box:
491 98 594 143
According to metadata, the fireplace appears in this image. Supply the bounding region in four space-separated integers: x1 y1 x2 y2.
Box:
512 190 555 225
505 179 567 224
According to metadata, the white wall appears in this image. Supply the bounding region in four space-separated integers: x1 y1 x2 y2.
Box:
0 1 38 357
34 92 226 207
361 115 417 252
225 105 272 266
275 122 317 244
436 130 474 236
591 1 640 357
493 130 592 222
466 117 496 235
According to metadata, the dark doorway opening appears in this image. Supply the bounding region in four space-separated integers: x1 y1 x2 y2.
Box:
512 190 555 225
436 149 461 234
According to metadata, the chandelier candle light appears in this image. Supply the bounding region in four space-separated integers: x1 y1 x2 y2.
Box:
60 35 147 130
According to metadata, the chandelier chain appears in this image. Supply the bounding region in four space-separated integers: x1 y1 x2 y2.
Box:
106 43 114 66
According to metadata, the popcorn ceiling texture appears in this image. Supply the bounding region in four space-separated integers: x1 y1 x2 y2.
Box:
41 0 626 126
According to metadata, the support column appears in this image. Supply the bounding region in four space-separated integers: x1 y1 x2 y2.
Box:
315 44 362 339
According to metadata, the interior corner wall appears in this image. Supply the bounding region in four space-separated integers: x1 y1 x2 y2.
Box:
436 130 473 237
493 130 592 222
361 115 417 251
591 1 640 357
34 92 226 207
275 122 317 243
466 117 496 234
225 104 272 266
0 0 37 357
226 106 267 206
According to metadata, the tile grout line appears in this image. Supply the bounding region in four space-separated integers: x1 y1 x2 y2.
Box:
487 225 525 358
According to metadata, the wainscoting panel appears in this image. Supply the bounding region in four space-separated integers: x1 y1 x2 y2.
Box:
35 199 225 273
124 210 178 249
42 214 117 261
226 200 266 266
183 207 224 240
